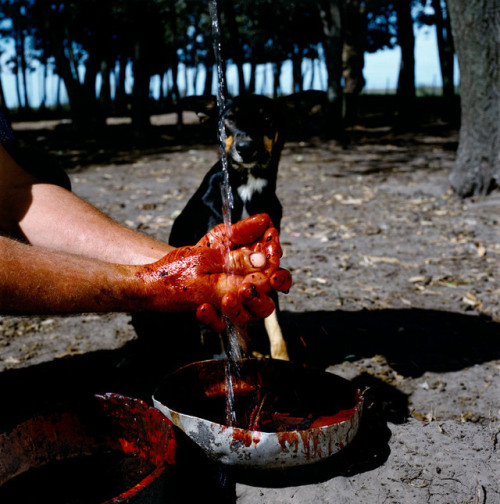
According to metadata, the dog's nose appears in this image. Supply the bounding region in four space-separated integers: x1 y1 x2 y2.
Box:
235 138 257 161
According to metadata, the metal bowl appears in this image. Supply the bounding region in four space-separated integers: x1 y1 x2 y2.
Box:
153 358 363 469
0 394 176 503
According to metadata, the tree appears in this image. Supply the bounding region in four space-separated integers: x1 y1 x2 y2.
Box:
221 0 246 95
431 0 455 101
0 0 35 111
342 0 367 123
318 0 344 131
0 59 6 108
30 0 109 129
395 0 416 126
447 0 499 196
416 0 456 120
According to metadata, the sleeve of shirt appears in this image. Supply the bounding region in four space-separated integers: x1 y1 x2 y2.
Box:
0 108 15 143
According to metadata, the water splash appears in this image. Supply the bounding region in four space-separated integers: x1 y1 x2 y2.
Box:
209 0 242 427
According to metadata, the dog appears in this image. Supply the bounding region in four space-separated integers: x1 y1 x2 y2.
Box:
169 94 289 360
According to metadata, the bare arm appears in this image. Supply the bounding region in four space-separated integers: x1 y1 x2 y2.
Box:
0 144 172 265
0 236 139 313
0 219 292 331
0 144 291 327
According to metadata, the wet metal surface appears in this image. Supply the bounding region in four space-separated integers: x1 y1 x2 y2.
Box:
153 358 363 469
0 394 176 504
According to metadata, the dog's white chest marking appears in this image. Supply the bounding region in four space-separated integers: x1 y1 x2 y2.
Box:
237 176 268 220
237 176 268 202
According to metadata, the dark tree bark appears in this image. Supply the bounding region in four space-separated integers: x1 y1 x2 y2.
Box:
291 47 303 93
222 0 246 94
53 39 93 130
131 41 152 132
447 0 499 196
433 0 455 100
55 75 63 111
248 61 257 94
99 60 112 115
395 0 416 127
15 30 29 110
342 0 366 124
114 57 129 116
432 0 458 123
81 54 105 128
38 61 48 111
273 61 282 99
204 63 214 96
318 0 344 134
0 62 6 109
167 3 182 127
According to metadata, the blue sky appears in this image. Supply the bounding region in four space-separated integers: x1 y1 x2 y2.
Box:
364 25 459 90
1 25 458 109
179 25 458 97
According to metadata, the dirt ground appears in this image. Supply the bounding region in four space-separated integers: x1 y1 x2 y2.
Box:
0 113 499 503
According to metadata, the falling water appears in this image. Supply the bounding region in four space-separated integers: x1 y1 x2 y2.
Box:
208 0 242 427
208 0 232 232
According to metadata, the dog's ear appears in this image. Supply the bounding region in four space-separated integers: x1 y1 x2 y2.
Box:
181 96 218 124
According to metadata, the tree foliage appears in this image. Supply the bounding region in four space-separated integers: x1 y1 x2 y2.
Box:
0 0 455 131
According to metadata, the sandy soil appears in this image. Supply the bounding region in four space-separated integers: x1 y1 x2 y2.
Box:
0 116 499 503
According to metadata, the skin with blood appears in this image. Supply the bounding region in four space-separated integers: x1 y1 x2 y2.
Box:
0 394 176 503
161 362 360 435
134 214 291 332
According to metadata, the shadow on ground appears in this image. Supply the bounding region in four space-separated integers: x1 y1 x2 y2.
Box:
0 308 497 501
280 308 499 378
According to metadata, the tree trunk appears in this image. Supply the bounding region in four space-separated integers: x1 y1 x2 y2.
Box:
318 0 343 134
433 0 458 123
167 2 182 126
15 29 29 110
292 47 302 93
0 61 6 109
114 57 128 115
433 0 455 100
204 63 214 96
13 66 22 109
308 58 316 89
222 0 245 94
395 0 416 128
99 60 112 116
56 74 63 111
39 61 48 111
52 35 99 131
81 54 105 128
273 61 282 98
342 0 366 124
248 61 256 94
447 0 499 196
131 41 152 132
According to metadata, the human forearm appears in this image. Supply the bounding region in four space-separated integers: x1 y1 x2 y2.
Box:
0 236 278 318
0 215 292 331
0 236 144 313
19 182 173 264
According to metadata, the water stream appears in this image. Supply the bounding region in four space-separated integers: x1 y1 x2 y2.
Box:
208 0 242 427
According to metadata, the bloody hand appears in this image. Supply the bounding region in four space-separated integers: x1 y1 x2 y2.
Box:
137 214 292 332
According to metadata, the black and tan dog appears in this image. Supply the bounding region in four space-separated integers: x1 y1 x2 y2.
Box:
169 94 289 360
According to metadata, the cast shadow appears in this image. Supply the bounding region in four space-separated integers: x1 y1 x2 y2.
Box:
160 372 401 503
278 308 500 377
127 307 499 499
1 307 497 500
129 307 500 384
